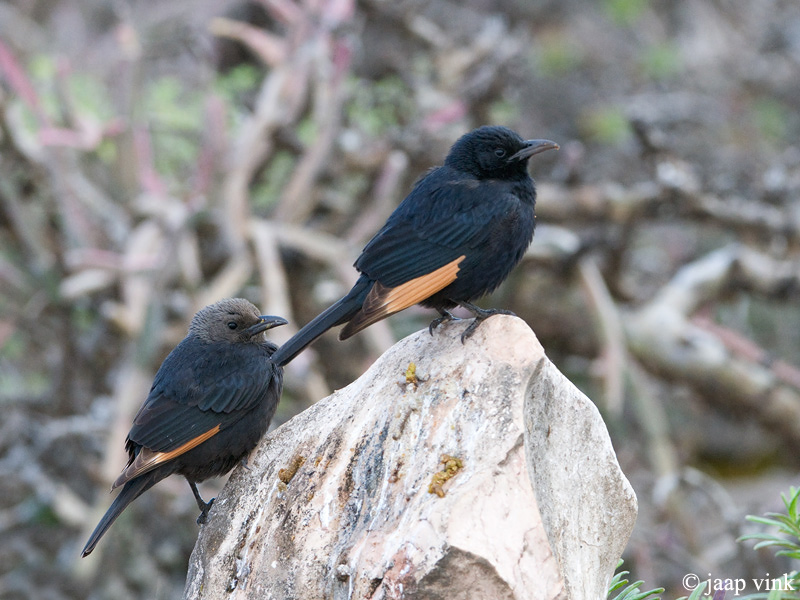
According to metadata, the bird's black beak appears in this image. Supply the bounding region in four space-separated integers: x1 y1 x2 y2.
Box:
246 315 288 337
510 139 559 162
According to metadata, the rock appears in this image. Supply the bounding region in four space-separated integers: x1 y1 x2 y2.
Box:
184 315 637 600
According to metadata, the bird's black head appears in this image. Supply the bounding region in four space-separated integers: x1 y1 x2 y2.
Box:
189 298 288 344
444 125 558 179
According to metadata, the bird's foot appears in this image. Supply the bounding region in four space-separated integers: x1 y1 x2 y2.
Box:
196 497 215 525
456 302 516 343
428 310 460 335
188 480 215 525
240 455 251 471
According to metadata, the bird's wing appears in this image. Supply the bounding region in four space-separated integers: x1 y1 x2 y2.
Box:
343 175 519 335
356 174 514 285
111 340 279 489
340 257 463 337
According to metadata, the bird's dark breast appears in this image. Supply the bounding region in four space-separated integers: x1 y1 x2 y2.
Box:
172 374 280 482
421 195 535 310
158 350 282 483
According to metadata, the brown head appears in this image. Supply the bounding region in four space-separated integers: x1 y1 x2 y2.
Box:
188 298 288 344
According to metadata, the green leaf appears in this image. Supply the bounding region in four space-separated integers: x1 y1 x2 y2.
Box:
678 581 708 600
607 560 662 600
745 515 788 528
739 488 800 599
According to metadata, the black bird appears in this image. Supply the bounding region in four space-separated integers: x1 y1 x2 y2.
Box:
81 298 286 557
271 126 558 366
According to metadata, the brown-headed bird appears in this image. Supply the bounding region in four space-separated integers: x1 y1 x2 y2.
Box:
271 125 558 366
81 298 286 557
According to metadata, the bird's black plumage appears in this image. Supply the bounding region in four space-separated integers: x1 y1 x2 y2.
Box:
81 298 286 557
271 126 558 367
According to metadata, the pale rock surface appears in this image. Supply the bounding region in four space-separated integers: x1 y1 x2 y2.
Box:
184 315 637 600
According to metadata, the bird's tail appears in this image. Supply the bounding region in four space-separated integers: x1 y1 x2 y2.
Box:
81 471 160 557
271 278 371 367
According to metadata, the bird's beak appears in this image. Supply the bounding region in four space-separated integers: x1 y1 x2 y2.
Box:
510 139 559 162
246 315 288 337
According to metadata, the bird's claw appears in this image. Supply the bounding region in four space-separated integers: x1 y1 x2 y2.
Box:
196 497 215 525
428 311 460 335
456 303 517 343
460 320 480 343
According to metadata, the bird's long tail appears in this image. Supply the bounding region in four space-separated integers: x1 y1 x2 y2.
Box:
81 471 160 557
271 278 371 367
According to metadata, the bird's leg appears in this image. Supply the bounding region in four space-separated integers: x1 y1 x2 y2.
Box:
456 301 516 342
428 309 460 335
188 479 214 525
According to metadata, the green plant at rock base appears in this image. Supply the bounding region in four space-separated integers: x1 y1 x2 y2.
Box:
608 560 664 600
738 487 800 600
608 560 711 600
609 487 800 600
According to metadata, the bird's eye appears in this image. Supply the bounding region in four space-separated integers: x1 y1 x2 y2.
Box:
494 148 506 158
227 321 238 330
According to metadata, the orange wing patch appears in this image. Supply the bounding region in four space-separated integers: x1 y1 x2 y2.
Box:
111 424 221 490
339 255 465 340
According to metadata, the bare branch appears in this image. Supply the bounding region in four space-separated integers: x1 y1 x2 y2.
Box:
626 245 800 443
